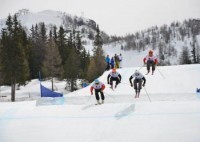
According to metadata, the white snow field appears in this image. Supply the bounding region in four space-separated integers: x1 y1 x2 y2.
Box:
0 64 200 142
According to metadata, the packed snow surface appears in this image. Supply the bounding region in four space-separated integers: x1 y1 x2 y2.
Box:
0 64 200 142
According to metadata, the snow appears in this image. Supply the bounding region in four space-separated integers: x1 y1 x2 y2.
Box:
0 64 200 142
0 9 200 142
103 43 147 67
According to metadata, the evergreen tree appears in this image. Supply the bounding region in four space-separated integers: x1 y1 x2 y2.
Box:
79 48 90 78
179 46 191 64
57 26 68 65
197 42 200 63
53 26 58 43
74 30 90 78
42 30 63 90
64 48 80 91
191 36 197 63
29 24 38 78
42 30 63 78
87 57 98 82
87 25 106 82
29 23 46 79
39 22 47 41
0 37 3 85
0 14 29 101
75 31 83 54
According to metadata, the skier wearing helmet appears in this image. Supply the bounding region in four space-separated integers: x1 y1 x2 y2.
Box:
107 68 122 89
90 79 105 104
143 50 158 75
129 70 146 98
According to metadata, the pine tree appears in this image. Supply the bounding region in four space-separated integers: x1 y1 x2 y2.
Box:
179 46 191 64
57 26 68 65
75 31 83 54
53 26 58 43
0 14 29 101
29 23 46 79
64 48 80 91
87 57 99 82
29 24 38 78
197 42 200 63
191 36 197 63
80 48 90 78
42 30 63 90
87 25 106 82
0 37 3 85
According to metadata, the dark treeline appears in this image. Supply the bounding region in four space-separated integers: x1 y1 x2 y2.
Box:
0 14 106 101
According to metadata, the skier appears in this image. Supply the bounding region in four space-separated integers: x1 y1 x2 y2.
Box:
107 68 122 89
105 55 110 71
118 53 123 68
143 50 158 75
114 54 120 68
129 70 146 98
110 57 115 69
90 79 105 104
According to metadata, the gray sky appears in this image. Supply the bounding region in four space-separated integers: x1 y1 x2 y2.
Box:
0 0 200 36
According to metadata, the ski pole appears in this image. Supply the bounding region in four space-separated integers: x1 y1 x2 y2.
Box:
156 67 165 79
104 92 116 101
86 95 92 104
143 87 152 102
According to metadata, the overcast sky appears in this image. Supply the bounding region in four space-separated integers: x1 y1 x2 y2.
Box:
0 0 200 36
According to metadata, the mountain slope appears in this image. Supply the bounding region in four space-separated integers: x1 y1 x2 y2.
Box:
0 64 200 142
68 64 200 100
0 9 199 67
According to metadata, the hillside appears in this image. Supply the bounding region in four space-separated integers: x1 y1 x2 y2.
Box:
1 64 199 101
68 64 200 97
0 64 200 142
0 9 200 67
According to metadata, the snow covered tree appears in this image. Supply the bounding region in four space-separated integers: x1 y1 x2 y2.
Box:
196 42 200 63
191 36 197 63
179 46 191 64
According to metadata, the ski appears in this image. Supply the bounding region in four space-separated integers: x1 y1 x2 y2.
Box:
146 71 154 75
145 71 150 75
110 86 114 91
95 103 102 105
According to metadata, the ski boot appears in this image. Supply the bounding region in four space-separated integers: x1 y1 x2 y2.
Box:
152 70 154 75
146 70 150 75
110 84 113 90
96 100 101 105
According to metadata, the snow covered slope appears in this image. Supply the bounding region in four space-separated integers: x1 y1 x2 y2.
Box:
0 64 200 142
0 10 64 31
70 64 200 97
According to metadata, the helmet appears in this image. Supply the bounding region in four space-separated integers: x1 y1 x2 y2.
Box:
135 70 140 76
135 70 139 74
112 68 116 72
149 50 153 54
94 79 99 84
